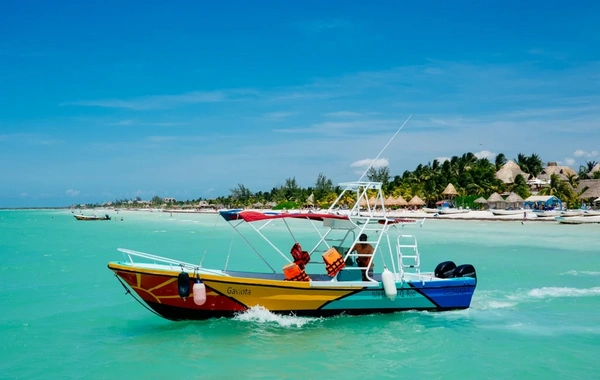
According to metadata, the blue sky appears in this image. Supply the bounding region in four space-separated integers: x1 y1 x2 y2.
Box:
1 1 599 207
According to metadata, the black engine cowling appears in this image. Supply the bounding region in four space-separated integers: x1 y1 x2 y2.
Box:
434 261 456 278
453 264 477 280
178 271 190 298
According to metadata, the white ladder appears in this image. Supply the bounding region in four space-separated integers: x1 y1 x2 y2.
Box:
396 234 420 279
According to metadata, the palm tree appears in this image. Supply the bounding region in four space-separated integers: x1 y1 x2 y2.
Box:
495 153 507 171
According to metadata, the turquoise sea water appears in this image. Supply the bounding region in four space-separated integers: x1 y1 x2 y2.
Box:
1 210 599 379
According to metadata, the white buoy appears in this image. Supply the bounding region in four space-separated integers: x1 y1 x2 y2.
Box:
381 268 397 301
193 281 207 306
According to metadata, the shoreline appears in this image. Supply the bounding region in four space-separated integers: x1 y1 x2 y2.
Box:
100 208 565 223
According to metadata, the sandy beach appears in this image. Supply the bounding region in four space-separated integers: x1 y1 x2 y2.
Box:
106 207 590 223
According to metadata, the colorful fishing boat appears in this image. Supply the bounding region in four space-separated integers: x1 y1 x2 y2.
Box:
108 181 477 321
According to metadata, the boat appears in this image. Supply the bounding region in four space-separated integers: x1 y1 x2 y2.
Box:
584 210 600 216
532 209 560 217
555 216 600 225
74 214 111 221
422 207 439 214
107 181 477 321
560 210 584 217
438 208 470 215
490 209 527 216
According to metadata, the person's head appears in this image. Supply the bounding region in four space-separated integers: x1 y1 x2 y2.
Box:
359 233 367 242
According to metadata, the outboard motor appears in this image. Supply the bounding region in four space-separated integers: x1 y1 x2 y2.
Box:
178 271 191 299
434 261 456 278
454 264 477 281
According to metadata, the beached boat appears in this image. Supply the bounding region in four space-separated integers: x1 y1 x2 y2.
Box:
560 210 584 217
423 207 439 214
108 181 477 321
438 208 470 215
584 210 600 216
490 209 526 216
74 214 111 221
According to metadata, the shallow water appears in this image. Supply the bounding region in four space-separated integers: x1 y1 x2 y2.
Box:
1 210 599 379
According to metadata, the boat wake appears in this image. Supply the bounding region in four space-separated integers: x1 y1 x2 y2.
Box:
233 306 322 328
526 286 600 298
560 270 600 276
470 286 600 311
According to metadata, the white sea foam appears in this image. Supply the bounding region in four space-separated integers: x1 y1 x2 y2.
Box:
561 270 600 276
471 291 519 310
527 286 600 298
233 305 320 328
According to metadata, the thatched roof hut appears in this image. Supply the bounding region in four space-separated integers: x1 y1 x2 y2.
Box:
579 180 600 199
487 192 505 209
407 195 425 206
396 195 408 206
538 162 578 182
495 160 529 184
474 196 488 209
305 193 314 206
487 192 504 202
385 196 400 207
442 183 459 197
504 192 524 208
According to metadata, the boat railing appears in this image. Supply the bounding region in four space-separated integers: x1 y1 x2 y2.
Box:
117 248 226 275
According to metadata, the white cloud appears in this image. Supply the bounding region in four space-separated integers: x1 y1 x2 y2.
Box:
264 112 296 119
350 158 389 168
324 111 363 117
66 189 80 197
435 157 451 163
564 157 576 166
60 90 251 110
474 150 496 159
20 192 27 197
573 149 598 158
205 187 215 194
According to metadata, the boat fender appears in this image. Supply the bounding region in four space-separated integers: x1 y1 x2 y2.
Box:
453 264 477 282
177 271 191 299
193 279 207 306
381 268 397 301
434 261 456 278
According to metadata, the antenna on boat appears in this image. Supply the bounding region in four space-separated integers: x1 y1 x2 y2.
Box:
357 115 412 182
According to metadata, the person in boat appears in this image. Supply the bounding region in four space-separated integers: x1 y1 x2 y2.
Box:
351 233 374 281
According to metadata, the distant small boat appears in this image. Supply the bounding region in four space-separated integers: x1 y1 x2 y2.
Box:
423 207 439 214
532 209 560 217
560 210 584 217
490 209 526 216
584 210 600 216
74 214 111 221
438 208 470 215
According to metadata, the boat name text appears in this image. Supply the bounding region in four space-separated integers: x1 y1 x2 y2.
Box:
371 289 417 298
443 286 471 295
226 287 252 296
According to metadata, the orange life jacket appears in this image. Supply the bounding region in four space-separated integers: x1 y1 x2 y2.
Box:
322 247 346 277
290 242 311 270
283 263 310 282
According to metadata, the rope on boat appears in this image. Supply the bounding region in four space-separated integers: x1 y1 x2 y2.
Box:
224 235 234 271
114 274 163 319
